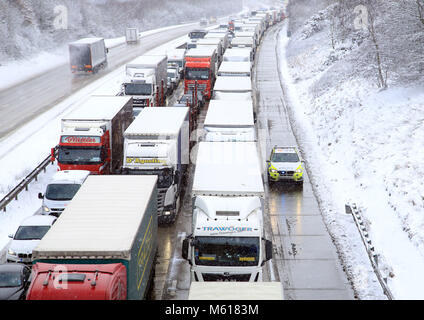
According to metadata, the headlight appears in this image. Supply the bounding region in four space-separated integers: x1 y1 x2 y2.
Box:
270 169 277 173
8 248 16 256
42 206 50 213
163 211 171 216
296 168 303 173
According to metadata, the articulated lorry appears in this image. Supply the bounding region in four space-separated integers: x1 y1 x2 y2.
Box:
217 61 251 77
121 107 190 224
53 96 133 175
203 100 255 142
121 55 168 109
195 38 223 65
188 282 283 300
69 38 108 74
182 142 273 282
213 76 252 101
167 48 186 78
26 175 158 300
184 47 217 100
125 28 139 44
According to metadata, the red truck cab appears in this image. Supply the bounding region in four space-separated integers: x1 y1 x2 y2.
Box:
184 47 217 100
56 131 110 174
52 96 133 175
26 263 127 300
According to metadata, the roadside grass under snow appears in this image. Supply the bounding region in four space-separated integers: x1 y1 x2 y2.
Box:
279 8 424 299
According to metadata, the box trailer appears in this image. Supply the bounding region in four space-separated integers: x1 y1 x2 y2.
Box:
69 37 108 74
27 175 158 300
188 282 284 300
182 142 273 282
203 99 255 142
122 107 190 224
126 28 139 44
121 55 168 108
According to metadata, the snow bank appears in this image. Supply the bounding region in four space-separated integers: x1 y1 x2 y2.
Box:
280 0 424 299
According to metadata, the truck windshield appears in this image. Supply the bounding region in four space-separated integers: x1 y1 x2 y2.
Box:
124 83 152 95
14 226 51 240
45 184 81 201
123 168 173 189
194 236 260 267
185 68 209 80
69 45 90 67
58 146 104 165
271 152 299 162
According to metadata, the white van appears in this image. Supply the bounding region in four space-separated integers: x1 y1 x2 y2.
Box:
38 170 90 216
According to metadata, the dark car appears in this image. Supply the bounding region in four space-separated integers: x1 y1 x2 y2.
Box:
0 264 31 300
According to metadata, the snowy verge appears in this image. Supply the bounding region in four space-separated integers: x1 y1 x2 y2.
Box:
275 22 386 300
278 15 424 299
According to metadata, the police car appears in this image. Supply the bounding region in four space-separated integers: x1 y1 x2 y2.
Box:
266 146 304 185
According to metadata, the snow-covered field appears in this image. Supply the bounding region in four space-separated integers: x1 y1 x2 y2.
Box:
279 6 424 299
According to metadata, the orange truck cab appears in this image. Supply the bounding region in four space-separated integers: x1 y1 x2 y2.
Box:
184 47 217 100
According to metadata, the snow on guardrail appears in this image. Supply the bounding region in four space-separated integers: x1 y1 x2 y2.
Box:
345 203 394 300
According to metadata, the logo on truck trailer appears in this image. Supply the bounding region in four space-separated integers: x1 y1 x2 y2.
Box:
126 158 167 165
61 136 101 144
202 226 253 232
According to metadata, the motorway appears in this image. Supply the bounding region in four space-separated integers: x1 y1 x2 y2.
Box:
0 23 198 140
154 23 355 300
0 19 356 300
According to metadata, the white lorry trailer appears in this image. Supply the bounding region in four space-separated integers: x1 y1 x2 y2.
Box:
230 37 256 58
121 55 168 110
223 48 253 65
213 76 252 100
167 48 186 78
68 37 108 74
204 30 229 52
121 107 190 224
188 282 283 300
196 38 224 65
203 100 255 142
217 61 251 77
125 28 139 44
182 142 273 282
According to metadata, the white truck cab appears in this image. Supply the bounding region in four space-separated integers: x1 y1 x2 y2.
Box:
38 170 90 217
182 142 273 282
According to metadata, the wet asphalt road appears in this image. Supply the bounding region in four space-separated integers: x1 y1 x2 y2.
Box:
0 23 198 140
155 22 355 300
254 24 354 300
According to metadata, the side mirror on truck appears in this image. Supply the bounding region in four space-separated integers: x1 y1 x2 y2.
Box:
264 239 273 264
50 147 56 163
38 193 44 199
182 238 192 265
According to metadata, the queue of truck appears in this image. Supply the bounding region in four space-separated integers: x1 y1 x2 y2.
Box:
1 7 286 300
